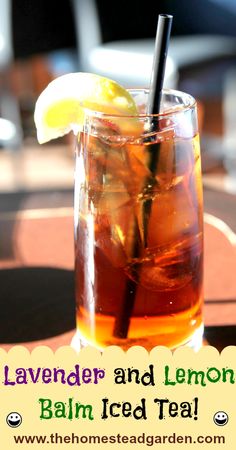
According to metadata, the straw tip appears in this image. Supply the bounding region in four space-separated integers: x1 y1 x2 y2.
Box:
159 14 173 20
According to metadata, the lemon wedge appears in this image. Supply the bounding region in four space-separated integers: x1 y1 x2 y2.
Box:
34 72 138 144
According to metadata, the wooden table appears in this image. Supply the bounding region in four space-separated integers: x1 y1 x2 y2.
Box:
0 186 235 351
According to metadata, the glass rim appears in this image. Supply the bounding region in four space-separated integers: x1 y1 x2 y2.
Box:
83 88 197 120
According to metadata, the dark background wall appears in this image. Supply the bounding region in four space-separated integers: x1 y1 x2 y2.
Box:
12 0 236 59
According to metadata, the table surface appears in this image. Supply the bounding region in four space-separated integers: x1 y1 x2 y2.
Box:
0 183 236 352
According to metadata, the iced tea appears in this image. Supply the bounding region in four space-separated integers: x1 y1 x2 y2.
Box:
74 89 203 350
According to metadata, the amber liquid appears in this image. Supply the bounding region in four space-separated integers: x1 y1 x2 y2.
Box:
75 128 203 350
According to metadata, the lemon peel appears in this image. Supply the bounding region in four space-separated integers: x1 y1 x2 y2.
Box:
34 72 139 144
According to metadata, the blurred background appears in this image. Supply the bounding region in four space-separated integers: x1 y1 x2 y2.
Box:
1 0 236 188
1 0 236 347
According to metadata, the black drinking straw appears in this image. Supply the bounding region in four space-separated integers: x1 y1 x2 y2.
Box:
113 14 173 340
147 14 173 115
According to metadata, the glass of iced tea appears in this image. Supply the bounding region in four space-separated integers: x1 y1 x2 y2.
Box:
74 89 203 351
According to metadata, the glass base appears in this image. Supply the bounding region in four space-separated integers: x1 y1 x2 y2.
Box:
177 324 204 352
71 324 204 353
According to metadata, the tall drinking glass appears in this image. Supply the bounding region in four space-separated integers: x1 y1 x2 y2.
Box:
74 89 203 351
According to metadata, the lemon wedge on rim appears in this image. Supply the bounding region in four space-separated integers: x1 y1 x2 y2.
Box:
34 72 138 144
